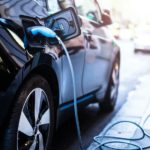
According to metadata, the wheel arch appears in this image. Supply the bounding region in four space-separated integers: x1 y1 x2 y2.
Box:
108 47 121 80
97 48 120 100
0 53 61 133
30 65 59 115
108 48 121 85
113 47 121 65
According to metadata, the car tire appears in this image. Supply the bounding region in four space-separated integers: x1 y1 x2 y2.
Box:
100 56 120 112
2 75 54 150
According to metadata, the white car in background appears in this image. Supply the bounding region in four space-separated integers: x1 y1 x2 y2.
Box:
134 27 150 53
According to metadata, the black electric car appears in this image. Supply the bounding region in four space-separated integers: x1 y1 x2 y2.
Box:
0 0 120 149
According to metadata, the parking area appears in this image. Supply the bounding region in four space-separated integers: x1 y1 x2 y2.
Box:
89 73 150 150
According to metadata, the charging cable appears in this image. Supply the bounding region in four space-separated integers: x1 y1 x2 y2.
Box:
93 118 150 150
27 26 83 150
56 35 83 149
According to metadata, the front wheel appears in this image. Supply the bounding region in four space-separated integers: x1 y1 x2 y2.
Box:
2 75 54 150
100 57 120 112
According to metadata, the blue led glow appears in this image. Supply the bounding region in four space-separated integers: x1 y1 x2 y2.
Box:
60 95 94 111
28 26 56 38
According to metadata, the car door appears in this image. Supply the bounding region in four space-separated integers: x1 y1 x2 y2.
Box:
75 0 114 95
49 0 86 103
60 36 86 103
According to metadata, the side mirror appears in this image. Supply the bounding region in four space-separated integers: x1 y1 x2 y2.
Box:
87 11 98 22
101 10 112 26
21 7 81 48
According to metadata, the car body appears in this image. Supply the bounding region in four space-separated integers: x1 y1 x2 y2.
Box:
110 23 120 39
134 27 150 53
0 0 120 149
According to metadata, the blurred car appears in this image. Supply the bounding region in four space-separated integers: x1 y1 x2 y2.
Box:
134 27 150 53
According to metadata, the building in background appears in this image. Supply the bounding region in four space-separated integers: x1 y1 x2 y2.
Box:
98 0 150 40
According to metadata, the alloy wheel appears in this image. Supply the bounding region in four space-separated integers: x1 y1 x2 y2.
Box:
110 61 119 101
17 88 50 150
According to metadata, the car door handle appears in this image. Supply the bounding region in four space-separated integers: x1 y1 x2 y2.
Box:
84 34 92 41
83 30 92 41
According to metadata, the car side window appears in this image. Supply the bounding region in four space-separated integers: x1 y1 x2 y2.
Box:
46 0 60 14
46 0 76 13
58 0 76 9
75 0 102 22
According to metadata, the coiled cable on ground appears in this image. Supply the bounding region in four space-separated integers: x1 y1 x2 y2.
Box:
93 116 150 150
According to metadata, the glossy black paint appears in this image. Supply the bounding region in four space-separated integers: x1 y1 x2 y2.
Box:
0 0 120 134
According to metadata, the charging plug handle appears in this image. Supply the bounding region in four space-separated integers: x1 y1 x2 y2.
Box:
27 26 57 38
